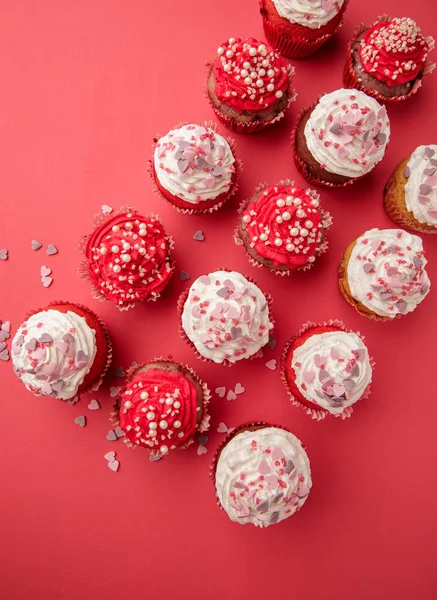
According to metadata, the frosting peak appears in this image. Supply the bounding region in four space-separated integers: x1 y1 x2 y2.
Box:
272 0 344 29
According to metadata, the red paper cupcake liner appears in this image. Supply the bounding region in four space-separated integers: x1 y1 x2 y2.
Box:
77 205 175 311
291 101 360 188
260 0 348 59
204 61 296 135
343 16 436 104
26 300 113 400
177 267 275 367
148 120 242 214
110 358 211 458
235 179 332 275
281 320 375 421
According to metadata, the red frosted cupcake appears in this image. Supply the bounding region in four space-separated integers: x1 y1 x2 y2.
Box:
150 123 240 214
113 359 210 459
206 36 295 133
79 207 174 311
235 180 332 274
344 16 435 103
11 301 112 401
260 0 349 59
282 321 373 421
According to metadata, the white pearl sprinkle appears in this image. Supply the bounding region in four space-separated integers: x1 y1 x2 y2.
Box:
165 397 173 406
113 265 121 273
276 216 283 224
244 77 252 85
226 49 233 58
174 420 181 428
123 243 131 250
177 432 184 438
260 233 268 241
256 79 263 87
173 401 181 409
266 83 274 92
111 245 119 253
241 69 248 77
149 422 157 430
121 254 131 263
305 220 313 229
293 198 302 206
267 69 275 78
282 211 291 221
286 243 295 251
243 61 250 69
140 392 148 399
217 47 224 55
124 400 132 409
159 420 168 429
274 238 283 247
290 228 299 236
100 247 107 255
112 225 120 233
301 228 309 237
275 90 283 98
310 199 320 207
146 412 155 420
276 199 285 208
249 47 257 56
242 215 251 223
160 445 169 455
296 209 306 219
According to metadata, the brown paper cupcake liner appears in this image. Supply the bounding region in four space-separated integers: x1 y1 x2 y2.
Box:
177 267 275 367
26 300 113 400
281 320 375 421
77 205 175 311
291 102 360 188
343 16 436 104
204 61 296 135
235 179 332 275
148 120 242 214
110 357 211 458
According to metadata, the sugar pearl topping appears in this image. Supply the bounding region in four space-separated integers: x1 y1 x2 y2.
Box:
346 228 430 318
213 37 290 113
11 309 97 400
181 270 273 364
290 329 372 415
272 0 344 30
304 89 390 178
86 210 173 307
404 145 437 227
154 124 236 203
359 17 433 87
241 184 330 270
119 366 199 456
215 427 312 527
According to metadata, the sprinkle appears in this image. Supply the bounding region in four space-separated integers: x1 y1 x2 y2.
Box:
0 249 8 261
265 359 277 371
31 240 43 251
217 422 234 434
46 244 58 256
101 205 113 214
74 416 86 427
88 399 100 410
115 366 126 378
179 270 191 281
193 230 205 241
215 386 226 398
106 430 117 441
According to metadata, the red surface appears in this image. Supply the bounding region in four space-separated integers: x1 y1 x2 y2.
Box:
0 1 436 599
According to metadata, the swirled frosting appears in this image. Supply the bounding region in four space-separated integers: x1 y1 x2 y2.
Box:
11 309 97 400
215 427 311 527
291 330 372 414
404 145 437 226
181 270 273 364
241 184 328 270
304 89 390 178
360 18 431 86
154 124 236 203
213 37 290 113
346 228 430 318
272 0 344 29
86 210 173 307
119 364 199 456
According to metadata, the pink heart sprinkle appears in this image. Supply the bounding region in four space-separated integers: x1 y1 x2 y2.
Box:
266 475 278 490
266 359 277 371
303 370 315 383
386 266 398 276
226 390 237 401
418 195 430 205
258 460 271 475
271 446 284 461
191 305 201 318
217 422 230 434
1 321 11 333
198 275 211 285
314 354 326 368
330 347 339 359
197 445 207 456
234 383 245 395
41 276 53 288
104 451 116 462
40 266 51 277
371 239 381 252
215 386 226 398
428 209 437 218
297 482 310 498
226 306 240 320
88 399 100 410
56 340 69 354
108 460 120 472
333 383 345 397
101 205 113 214
203 177 216 189
0 349 9 361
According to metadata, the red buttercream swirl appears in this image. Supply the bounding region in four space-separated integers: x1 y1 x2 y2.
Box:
241 185 324 269
359 18 430 87
119 367 199 454
86 211 173 308
213 37 289 113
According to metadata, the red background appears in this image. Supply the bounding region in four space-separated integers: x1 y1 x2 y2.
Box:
1 1 436 598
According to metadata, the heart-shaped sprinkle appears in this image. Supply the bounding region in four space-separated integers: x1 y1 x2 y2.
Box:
197 445 207 456
177 158 189 173
115 426 124 438
303 370 315 383
198 275 211 285
38 333 53 344
106 430 117 441
104 451 116 462
271 446 284 461
75 416 86 427
0 249 8 260
40 266 51 277
404 166 411 178
343 378 356 391
226 306 240 320
115 366 126 378
351 363 360 377
319 369 330 382
363 263 375 273
76 350 88 365
226 390 237 401
101 204 113 214
0 349 9 361
333 383 345 397
198 434 209 446
62 333 74 343
234 383 245 395
265 359 276 371
258 460 271 475
216 287 229 298
109 386 119 398
191 305 201 318
419 184 432 195
424 166 437 176
88 399 100 410
179 270 190 281
266 475 278 490
217 422 231 434
51 380 64 393
0 341 6 352
267 334 276 350
425 147 435 158
149 454 161 462
46 244 58 255
297 482 310 498
1 321 11 333
215 386 226 398
56 340 69 354
193 230 205 241
230 326 242 339
108 460 119 472
25 338 38 351
257 500 270 514
314 354 326 368
31 240 43 251
418 195 429 205
396 300 408 313
428 209 437 218
67 396 79 405
0 330 9 342
321 0 333 12
355 348 366 361
41 276 53 288
285 459 295 474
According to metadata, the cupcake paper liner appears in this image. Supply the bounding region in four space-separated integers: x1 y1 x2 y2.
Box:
291 102 359 188
234 179 332 275
204 61 296 135
148 120 242 214
281 320 375 421
77 205 175 311
26 300 113 400
343 16 436 104
177 267 275 367
260 0 348 59
110 358 211 458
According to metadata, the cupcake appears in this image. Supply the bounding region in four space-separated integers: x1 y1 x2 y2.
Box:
78 207 174 310
338 228 430 321
11 302 111 400
344 16 435 103
260 0 349 59
178 270 274 365
150 123 239 213
114 360 210 458
384 145 437 234
211 423 311 527
235 180 332 274
206 36 295 134
293 88 390 187
282 321 373 420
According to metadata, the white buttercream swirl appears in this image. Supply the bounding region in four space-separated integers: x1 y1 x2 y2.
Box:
154 124 236 204
12 309 97 400
405 145 437 226
181 270 273 364
304 89 390 178
291 331 372 414
272 0 344 29
215 427 312 527
346 228 430 318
